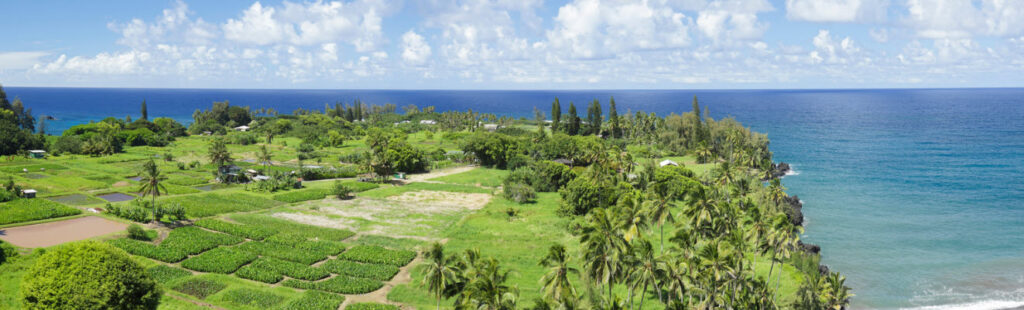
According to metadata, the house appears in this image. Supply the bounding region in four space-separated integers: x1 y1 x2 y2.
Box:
22 189 37 198
233 125 250 132
659 159 679 167
419 120 437 125
29 150 46 159
483 124 499 131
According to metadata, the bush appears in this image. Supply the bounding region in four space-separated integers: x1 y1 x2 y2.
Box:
0 199 82 225
282 275 383 294
320 259 400 281
284 291 345 310
161 203 187 221
127 224 149 241
236 257 329 283
171 278 227 299
338 245 416 267
531 161 577 192
106 203 150 222
502 182 536 203
460 132 524 168
333 181 353 199
0 240 17 265
52 135 83 154
20 241 161 309
347 303 400 310
180 247 257 274
220 288 286 308
235 262 284 284
146 265 191 283
194 218 274 240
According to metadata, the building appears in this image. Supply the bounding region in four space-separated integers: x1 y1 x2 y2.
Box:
29 150 46 159
419 120 437 125
483 124 499 131
22 189 37 198
233 125 250 132
659 159 679 167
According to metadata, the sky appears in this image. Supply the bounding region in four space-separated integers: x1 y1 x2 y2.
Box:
1 0 1023 89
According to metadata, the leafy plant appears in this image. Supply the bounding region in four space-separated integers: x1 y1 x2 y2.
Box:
320 259 400 281
283 291 346 310
180 247 257 274
282 275 383 294
171 278 227 299
338 245 416 267
146 265 191 283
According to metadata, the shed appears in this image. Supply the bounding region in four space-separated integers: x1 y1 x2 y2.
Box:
29 150 46 159
659 160 679 167
22 189 37 198
419 120 437 125
233 125 250 132
483 124 499 131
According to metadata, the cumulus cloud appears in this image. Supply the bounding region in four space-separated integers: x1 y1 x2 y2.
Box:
223 0 385 51
401 30 432 65
0 52 50 70
809 30 862 64
904 0 1024 39
786 0 888 23
695 0 774 45
546 0 693 59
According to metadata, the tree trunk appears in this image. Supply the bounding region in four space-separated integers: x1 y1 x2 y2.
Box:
638 281 648 310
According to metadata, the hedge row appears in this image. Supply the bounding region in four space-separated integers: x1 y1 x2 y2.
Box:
180 247 256 274
338 245 416 267
108 239 188 263
161 226 244 255
283 291 346 310
320 259 400 281
282 275 383 295
194 218 275 240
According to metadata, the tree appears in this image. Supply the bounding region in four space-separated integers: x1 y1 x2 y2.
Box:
539 244 578 303
208 137 232 168
581 208 625 302
137 159 167 222
587 99 602 136
551 98 562 133
422 243 460 310
627 240 664 309
140 100 148 121
257 144 273 169
609 97 621 139
20 241 161 309
566 103 580 135
296 142 317 168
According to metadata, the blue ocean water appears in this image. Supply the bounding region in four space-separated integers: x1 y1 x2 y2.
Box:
7 87 1024 309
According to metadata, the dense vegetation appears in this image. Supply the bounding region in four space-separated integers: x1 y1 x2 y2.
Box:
20 241 161 309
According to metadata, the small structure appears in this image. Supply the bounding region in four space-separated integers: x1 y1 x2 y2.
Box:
202 131 213 136
483 124 499 131
394 120 411 126
22 189 37 198
233 125 250 132
29 150 46 159
419 120 437 125
217 165 243 183
245 169 259 177
659 159 679 167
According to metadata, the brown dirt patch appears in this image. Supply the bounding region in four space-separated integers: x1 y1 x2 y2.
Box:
0 216 128 248
404 166 476 182
111 181 131 187
386 190 491 212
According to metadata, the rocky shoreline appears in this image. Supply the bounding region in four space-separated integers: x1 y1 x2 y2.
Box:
769 162 831 276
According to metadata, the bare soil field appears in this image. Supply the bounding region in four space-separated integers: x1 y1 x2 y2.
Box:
0 216 127 248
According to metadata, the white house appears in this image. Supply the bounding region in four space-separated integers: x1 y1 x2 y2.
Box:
483 124 499 131
420 120 437 125
233 125 250 132
659 159 679 167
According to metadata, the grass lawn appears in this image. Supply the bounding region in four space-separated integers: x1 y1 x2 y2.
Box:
428 167 509 187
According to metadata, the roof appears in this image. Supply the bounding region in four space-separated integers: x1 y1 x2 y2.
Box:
29 150 46 153
22 189 37 194
659 160 679 167
419 120 436 124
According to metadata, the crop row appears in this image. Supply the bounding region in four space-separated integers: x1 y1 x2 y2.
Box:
346 303 400 310
283 291 346 310
338 245 416 267
194 218 275 240
236 257 330 284
108 239 188 263
171 278 227 299
146 265 192 283
0 198 82 225
160 193 282 218
272 188 330 203
230 214 355 241
235 240 338 265
320 259 400 281
282 275 383 295
161 226 244 255
180 247 257 274
220 288 286 308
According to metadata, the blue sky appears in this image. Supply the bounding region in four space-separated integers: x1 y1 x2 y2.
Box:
1 0 1022 89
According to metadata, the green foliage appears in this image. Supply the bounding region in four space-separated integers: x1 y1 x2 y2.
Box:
194 218 274 240
283 291 345 310
236 239 342 265
460 132 523 169
180 247 257 274
332 180 353 199
171 278 227 299
106 202 151 222
0 198 81 225
0 240 17 265
20 241 160 310
502 182 536 204
108 239 188 263
271 188 329 203
160 226 244 255
146 265 191 283
236 257 329 284
160 193 282 217
220 288 286 308
127 224 150 240
339 245 416 267
282 275 383 295
530 161 577 192
347 302 399 310
557 174 606 216
230 214 355 242
320 259 401 281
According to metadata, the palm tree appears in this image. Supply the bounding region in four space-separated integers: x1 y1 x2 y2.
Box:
825 271 853 310
539 244 579 303
767 213 802 303
421 243 460 310
257 144 273 169
137 159 167 223
696 240 735 309
616 192 648 243
683 186 720 238
695 141 713 163
208 137 232 168
767 179 787 210
461 258 519 310
581 208 626 302
627 240 664 310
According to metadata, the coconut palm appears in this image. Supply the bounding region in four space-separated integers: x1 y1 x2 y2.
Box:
824 272 853 310
683 186 720 238
421 243 460 310
581 208 626 302
626 240 665 309
137 159 167 222
257 144 273 169
615 192 648 243
767 179 787 210
208 137 232 168
539 244 579 303
460 258 519 310
695 240 735 309
695 141 713 163
767 213 802 303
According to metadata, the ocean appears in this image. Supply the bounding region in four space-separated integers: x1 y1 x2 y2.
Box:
7 87 1024 309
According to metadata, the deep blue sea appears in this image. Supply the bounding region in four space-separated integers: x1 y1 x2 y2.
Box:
7 87 1024 309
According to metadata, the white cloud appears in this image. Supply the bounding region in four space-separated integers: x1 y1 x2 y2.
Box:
695 0 774 45
0 52 50 70
401 30 432 65
546 0 693 59
786 0 888 23
904 0 1024 39
222 0 386 51
34 51 150 75
809 29 862 64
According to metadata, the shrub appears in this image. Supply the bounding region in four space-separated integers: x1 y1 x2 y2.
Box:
194 218 275 240
0 199 82 225
338 245 416 267
127 224 149 240
20 241 160 309
171 278 227 299
333 181 353 199
0 240 18 265
282 275 383 294
284 291 345 310
221 288 286 308
146 265 191 283
180 247 257 274
161 203 187 221
347 303 400 310
235 262 284 284
108 239 188 263
320 259 400 281
531 161 577 192
106 203 150 222
502 182 536 204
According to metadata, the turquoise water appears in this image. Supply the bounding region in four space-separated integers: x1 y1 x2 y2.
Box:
7 87 1024 309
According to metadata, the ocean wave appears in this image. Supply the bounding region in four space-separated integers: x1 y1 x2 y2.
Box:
783 164 800 177
899 300 1024 310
